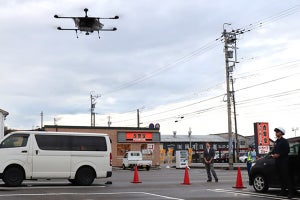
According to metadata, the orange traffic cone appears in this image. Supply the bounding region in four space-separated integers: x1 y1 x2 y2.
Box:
181 166 191 185
233 167 246 189
131 165 142 183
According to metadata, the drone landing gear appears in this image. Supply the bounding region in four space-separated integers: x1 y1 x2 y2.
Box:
97 31 100 39
75 30 78 38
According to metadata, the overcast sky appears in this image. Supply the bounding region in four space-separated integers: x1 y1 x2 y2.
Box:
1 0 300 138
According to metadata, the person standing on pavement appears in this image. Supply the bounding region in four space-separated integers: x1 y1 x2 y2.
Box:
203 142 218 182
246 145 256 176
271 127 293 199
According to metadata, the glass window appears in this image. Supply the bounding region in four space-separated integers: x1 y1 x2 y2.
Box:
117 144 131 156
185 144 190 149
0 134 29 148
71 136 107 151
35 135 70 151
35 135 107 151
289 143 300 156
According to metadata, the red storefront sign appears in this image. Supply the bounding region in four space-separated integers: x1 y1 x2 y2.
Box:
126 132 153 142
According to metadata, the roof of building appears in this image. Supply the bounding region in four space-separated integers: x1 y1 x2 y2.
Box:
161 134 228 142
44 125 159 131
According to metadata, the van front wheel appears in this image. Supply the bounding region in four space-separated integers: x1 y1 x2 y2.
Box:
75 167 95 186
3 166 24 187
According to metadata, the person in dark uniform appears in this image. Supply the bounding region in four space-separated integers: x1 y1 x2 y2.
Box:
271 127 293 199
203 142 218 182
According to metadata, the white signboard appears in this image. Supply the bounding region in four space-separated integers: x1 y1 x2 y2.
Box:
258 145 270 154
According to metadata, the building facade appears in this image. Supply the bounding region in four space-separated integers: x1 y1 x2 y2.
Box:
160 133 229 163
43 125 161 167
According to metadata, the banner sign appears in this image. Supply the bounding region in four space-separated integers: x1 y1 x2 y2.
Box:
254 122 270 154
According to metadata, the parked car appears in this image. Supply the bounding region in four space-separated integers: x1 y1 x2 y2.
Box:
0 131 112 187
239 153 248 163
122 151 152 170
214 153 229 163
249 140 300 193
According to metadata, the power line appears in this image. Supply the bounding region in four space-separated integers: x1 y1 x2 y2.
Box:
104 5 300 125
103 40 221 95
238 4 300 33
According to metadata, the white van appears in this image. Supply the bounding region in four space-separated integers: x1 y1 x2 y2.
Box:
0 131 112 186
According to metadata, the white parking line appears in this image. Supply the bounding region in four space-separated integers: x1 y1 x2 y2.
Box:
0 185 106 190
0 191 184 200
208 189 300 200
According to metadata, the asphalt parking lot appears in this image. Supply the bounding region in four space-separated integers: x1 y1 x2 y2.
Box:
0 165 299 200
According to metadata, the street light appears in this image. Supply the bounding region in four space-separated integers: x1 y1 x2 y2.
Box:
292 127 299 137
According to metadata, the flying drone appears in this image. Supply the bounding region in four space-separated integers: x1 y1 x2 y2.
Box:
54 8 119 38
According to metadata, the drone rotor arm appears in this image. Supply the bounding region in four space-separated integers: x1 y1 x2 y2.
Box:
57 27 79 31
54 15 76 19
100 27 117 31
98 16 119 20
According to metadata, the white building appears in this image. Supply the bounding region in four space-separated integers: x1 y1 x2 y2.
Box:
0 109 9 139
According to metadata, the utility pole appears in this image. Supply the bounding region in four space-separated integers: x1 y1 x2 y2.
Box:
90 92 100 127
223 23 236 170
231 78 239 162
137 109 140 128
40 111 43 129
107 115 112 127
222 24 248 168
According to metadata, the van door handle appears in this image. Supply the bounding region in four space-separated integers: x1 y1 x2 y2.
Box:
21 150 27 153
35 150 39 155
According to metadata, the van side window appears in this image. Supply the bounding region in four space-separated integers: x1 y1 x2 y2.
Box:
0 134 29 148
35 135 70 151
35 135 107 151
71 136 107 151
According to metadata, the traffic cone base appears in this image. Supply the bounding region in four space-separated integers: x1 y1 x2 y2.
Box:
131 165 142 183
181 166 191 185
232 167 246 189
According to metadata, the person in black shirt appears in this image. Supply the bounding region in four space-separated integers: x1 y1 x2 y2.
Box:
271 127 293 199
203 142 218 182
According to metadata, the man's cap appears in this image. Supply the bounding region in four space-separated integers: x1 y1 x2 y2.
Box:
274 127 285 135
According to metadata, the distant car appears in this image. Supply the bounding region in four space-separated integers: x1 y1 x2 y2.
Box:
249 140 300 193
239 153 248 163
214 153 229 163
